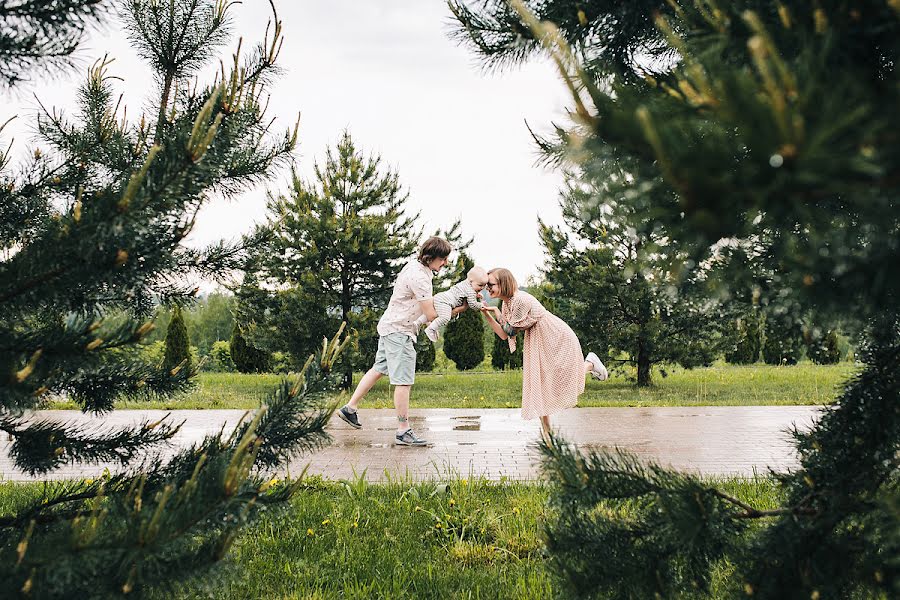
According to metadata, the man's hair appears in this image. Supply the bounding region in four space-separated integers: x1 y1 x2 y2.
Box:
487 268 518 298
418 236 452 265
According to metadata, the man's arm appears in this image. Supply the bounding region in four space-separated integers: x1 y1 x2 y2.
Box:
419 298 438 321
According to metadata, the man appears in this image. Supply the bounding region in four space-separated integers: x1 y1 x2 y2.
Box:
337 236 463 446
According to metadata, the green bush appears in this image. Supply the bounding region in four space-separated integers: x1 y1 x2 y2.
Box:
444 308 485 371
208 340 234 372
762 316 804 365
491 324 523 370
163 305 192 374
415 330 436 372
230 324 271 373
270 351 291 374
807 329 842 365
725 312 762 364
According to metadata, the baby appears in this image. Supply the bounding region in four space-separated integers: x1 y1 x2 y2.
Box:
416 266 488 342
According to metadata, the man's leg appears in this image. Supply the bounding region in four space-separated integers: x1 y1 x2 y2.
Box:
347 368 383 410
394 384 411 434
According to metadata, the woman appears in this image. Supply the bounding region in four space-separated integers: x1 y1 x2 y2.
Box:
481 268 607 434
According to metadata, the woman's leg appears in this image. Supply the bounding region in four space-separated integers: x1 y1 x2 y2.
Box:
539 415 551 434
584 360 593 374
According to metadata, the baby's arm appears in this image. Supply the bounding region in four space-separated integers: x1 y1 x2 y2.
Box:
464 287 484 311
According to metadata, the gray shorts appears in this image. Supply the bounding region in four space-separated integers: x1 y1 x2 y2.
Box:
373 333 416 385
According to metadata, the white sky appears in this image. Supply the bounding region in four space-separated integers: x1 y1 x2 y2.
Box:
2 0 574 287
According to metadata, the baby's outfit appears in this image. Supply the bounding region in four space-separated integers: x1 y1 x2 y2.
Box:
417 279 485 341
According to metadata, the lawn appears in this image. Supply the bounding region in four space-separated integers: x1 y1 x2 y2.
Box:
0 476 784 599
54 362 858 410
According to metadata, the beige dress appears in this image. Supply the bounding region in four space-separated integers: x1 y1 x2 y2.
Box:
501 291 586 419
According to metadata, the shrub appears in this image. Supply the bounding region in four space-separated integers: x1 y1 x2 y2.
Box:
230 324 271 373
807 329 842 365
163 305 192 374
762 316 804 365
725 312 762 364
416 330 436 372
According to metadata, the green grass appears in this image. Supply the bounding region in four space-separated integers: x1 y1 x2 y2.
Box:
45 361 857 410
0 476 784 599
211 476 779 600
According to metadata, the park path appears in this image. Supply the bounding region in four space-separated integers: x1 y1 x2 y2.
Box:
0 406 820 482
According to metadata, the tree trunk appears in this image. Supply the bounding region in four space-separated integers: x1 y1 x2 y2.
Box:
636 344 652 387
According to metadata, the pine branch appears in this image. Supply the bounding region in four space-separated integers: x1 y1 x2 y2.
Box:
0 414 182 475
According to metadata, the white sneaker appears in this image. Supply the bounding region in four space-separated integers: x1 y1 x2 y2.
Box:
586 352 608 381
425 327 438 343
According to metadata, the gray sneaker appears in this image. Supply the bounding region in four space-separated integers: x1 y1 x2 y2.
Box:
337 406 362 429
395 428 428 446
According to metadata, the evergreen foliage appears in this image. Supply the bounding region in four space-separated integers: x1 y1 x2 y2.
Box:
0 2 344 595
163 304 192 374
491 303 523 370
453 0 900 597
209 339 235 372
241 130 419 387
0 0 109 89
540 173 726 385
415 330 436 372
724 311 762 365
229 324 270 374
762 314 803 366
806 328 842 365
442 254 485 371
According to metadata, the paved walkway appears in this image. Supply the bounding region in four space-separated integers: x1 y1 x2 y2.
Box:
0 407 821 481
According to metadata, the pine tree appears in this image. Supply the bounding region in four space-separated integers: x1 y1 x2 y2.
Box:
453 1 899 597
229 323 270 374
0 0 108 89
443 254 485 371
163 305 192 374
246 130 419 387
540 170 727 386
0 2 345 596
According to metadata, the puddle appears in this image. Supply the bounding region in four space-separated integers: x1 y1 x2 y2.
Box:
452 415 481 431
453 424 481 431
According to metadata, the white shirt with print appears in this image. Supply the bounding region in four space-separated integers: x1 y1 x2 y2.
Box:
376 260 434 339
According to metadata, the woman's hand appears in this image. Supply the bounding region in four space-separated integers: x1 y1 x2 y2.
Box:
480 306 501 319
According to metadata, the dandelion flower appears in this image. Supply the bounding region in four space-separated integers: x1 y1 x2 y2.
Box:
321 519 330 526
306 528 314 536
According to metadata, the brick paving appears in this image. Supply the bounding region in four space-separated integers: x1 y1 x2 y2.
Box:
0 406 821 482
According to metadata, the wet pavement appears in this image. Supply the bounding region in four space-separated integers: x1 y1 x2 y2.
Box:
0 406 821 482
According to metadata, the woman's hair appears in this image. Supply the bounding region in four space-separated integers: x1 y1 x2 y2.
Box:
418 236 452 265
488 268 518 298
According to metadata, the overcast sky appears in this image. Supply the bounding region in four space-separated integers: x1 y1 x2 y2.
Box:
2 0 574 287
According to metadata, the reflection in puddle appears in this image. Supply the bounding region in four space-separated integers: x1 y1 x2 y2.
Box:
338 439 390 449
452 415 481 432
453 424 481 431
